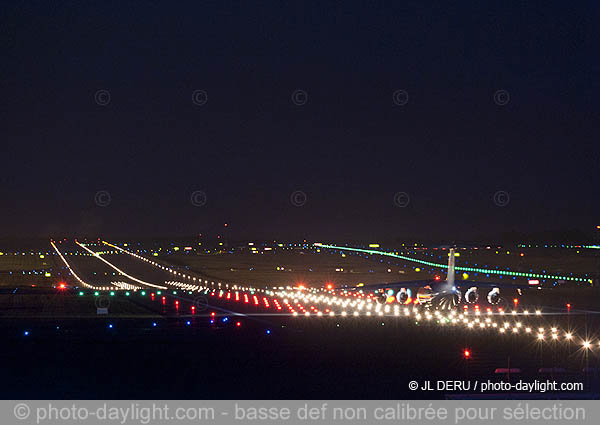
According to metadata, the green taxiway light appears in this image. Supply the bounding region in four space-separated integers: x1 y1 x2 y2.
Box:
315 244 589 282
94 291 99 296
141 291 146 296
78 291 84 296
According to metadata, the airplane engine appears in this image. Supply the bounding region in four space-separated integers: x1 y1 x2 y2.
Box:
375 292 388 305
416 287 434 304
465 287 479 304
396 288 412 304
487 288 501 305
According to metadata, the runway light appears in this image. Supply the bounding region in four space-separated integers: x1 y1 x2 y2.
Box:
583 341 591 349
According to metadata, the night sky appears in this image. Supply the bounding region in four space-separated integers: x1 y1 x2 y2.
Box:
1 1 598 242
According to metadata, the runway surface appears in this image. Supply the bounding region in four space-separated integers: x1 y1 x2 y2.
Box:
2 240 599 399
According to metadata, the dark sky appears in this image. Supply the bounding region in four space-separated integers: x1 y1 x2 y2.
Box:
1 1 598 242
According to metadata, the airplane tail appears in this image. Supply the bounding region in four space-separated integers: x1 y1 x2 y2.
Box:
447 248 456 286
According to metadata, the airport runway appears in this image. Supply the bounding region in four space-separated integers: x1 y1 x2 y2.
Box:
3 239 597 399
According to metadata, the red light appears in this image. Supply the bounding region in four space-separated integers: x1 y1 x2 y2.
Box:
211 312 215 316
434 275 441 281
236 321 241 327
513 298 519 305
326 284 333 290
566 303 571 309
463 349 471 359
58 283 66 289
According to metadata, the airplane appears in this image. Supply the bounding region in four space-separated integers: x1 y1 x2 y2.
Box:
340 247 532 309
